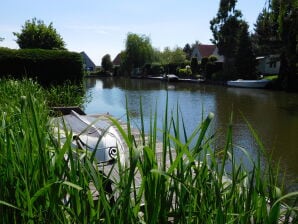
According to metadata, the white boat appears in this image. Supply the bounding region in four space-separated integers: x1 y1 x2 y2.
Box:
227 79 271 88
163 74 179 82
52 110 126 165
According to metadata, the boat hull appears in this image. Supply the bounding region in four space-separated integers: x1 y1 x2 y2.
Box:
227 79 270 88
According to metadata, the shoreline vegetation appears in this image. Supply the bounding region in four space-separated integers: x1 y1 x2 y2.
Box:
0 78 297 223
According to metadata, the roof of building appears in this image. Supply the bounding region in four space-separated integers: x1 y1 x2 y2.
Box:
197 44 216 58
113 53 121 66
80 51 96 67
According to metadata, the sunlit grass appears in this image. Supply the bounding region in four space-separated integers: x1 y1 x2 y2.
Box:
264 75 278 81
0 78 297 223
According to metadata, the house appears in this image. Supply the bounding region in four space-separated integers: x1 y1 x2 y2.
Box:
80 51 96 71
191 43 224 62
256 55 280 75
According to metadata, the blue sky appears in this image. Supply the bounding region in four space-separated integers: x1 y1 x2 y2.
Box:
0 0 266 65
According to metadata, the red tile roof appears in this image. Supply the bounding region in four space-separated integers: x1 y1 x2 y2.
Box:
197 44 216 57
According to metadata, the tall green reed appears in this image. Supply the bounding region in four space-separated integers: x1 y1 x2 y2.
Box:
104 97 298 223
44 80 88 108
0 79 104 223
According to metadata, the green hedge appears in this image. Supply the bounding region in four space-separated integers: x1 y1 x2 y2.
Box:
0 48 83 84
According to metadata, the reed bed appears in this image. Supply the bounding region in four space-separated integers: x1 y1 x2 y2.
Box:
0 78 297 223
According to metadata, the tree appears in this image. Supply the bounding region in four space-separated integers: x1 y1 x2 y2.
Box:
253 0 297 91
210 0 255 80
274 0 297 91
13 18 66 50
252 8 281 56
183 43 192 60
159 47 187 65
170 47 187 64
101 54 113 72
121 33 154 75
235 21 256 79
190 57 198 74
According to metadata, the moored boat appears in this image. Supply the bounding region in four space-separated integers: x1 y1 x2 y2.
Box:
51 110 126 165
227 79 271 88
164 74 179 82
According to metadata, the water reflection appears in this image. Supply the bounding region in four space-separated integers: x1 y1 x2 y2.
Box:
84 77 298 190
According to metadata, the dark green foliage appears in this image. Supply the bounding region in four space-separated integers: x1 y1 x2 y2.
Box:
0 48 83 84
183 43 192 60
143 62 164 76
218 0 238 19
252 0 297 91
101 54 113 72
201 57 222 79
151 63 164 75
274 0 297 91
201 57 209 78
13 18 66 50
211 14 242 58
206 62 221 80
190 57 198 74
121 33 154 76
235 22 256 79
201 57 209 67
252 8 281 56
210 5 243 79
167 62 189 75
210 0 257 80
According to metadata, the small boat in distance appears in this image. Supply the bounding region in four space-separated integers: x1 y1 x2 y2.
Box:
163 74 179 82
227 79 271 88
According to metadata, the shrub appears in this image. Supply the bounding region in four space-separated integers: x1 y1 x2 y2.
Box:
208 55 218 62
150 62 164 75
0 48 83 84
190 57 199 74
178 66 192 77
167 63 182 75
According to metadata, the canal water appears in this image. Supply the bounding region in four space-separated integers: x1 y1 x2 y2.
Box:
84 77 298 190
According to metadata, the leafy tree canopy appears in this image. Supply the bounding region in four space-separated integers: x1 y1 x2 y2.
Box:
13 18 66 50
253 0 297 91
210 0 256 80
235 21 256 79
183 43 192 60
158 47 187 65
271 0 297 91
121 33 154 74
218 0 238 18
101 54 113 72
252 8 281 56
210 5 243 58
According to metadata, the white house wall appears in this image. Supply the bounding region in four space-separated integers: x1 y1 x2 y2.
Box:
191 47 202 61
212 48 224 62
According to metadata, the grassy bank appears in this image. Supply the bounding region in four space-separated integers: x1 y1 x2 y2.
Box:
0 79 297 223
